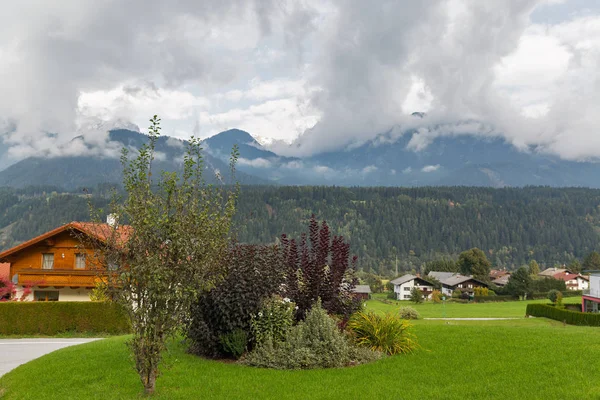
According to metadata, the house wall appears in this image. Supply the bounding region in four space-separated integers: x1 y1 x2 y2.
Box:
15 286 92 302
589 275 600 299
394 280 434 300
6 230 102 301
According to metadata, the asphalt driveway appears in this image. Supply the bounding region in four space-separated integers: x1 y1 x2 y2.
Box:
0 338 101 377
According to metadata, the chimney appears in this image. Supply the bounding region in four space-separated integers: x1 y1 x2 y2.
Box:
106 214 119 228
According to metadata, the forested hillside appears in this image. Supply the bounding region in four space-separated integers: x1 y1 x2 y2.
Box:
2 185 600 275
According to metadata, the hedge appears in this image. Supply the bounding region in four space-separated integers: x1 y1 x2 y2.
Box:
0 302 130 335
526 303 600 327
474 295 515 303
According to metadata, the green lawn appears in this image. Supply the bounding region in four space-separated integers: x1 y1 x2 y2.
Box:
1 318 599 399
366 293 582 318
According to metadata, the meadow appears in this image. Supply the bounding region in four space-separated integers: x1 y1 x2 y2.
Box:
0 298 597 400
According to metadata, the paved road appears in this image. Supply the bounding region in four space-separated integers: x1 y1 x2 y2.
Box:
0 338 101 377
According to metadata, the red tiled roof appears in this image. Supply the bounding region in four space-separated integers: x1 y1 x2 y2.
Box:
553 272 588 282
0 222 132 261
0 263 9 280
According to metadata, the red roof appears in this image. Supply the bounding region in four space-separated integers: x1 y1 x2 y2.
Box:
0 263 9 280
0 222 132 261
553 272 588 282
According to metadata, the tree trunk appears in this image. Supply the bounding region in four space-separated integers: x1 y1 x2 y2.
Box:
143 367 157 395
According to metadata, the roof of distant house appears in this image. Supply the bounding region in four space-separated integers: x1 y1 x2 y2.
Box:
428 271 455 281
352 285 372 294
0 222 133 261
390 274 434 286
489 269 510 279
553 272 588 282
492 275 510 286
539 267 569 277
428 271 488 287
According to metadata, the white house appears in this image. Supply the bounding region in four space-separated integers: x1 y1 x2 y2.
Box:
554 272 589 291
582 272 600 313
389 274 435 301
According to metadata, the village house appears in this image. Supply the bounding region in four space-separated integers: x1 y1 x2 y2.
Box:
489 269 509 281
582 271 600 313
352 285 372 300
491 274 510 287
0 221 131 301
390 274 435 300
428 271 488 297
553 271 589 291
538 267 571 278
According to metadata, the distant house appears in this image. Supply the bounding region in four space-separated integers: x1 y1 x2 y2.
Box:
538 267 571 278
352 285 372 300
553 272 589 291
390 274 435 300
428 271 488 297
0 221 131 302
491 274 510 287
582 271 600 313
489 269 509 281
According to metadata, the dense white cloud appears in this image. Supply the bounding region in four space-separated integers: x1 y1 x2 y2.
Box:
0 0 600 165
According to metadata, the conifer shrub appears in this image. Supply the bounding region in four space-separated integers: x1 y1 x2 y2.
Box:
348 311 418 355
399 306 420 320
243 301 381 369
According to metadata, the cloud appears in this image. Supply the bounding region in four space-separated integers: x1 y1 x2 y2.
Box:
422 165 441 173
238 157 273 168
361 165 378 174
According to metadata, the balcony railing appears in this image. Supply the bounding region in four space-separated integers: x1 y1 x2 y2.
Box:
583 288 600 299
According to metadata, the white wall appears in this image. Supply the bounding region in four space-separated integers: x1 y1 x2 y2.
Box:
393 280 434 300
590 275 600 298
15 286 91 301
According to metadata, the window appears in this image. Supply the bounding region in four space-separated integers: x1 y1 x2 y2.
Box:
42 253 54 270
403 295 411 299
34 290 59 301
404 286 411 291
75 253 86 269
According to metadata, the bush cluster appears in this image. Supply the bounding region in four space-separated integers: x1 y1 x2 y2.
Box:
474 295 515 303
0 302 129 335
398 306 420 320
243 301 381 369
526 304 600 326
250 295 295 346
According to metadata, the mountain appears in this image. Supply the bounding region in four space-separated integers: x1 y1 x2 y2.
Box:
2 124 600 188
203 127 600 188
0 129 270 189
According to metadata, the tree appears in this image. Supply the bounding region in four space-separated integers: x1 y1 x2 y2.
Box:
505 267 532 299
548 289 563 306
567 259 582 274
281 216 360 320
423 258 458 275
528 259 540 276
410 287 423 304
583 251 600 271
456 248 491 281
87 116 238 394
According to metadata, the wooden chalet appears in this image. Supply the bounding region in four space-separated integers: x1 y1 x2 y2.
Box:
0 221 131 301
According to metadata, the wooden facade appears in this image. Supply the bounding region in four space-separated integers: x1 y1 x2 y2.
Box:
0 222 131 301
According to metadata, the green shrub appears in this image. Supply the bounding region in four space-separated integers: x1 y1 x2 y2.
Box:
187 244 285 357
474 295 514 303
399 306 420 320
250 295 295 346
452 289 462 298
410 287 423 304
243 301 380 369
526 304 600 326
0 302 129 335
348 311 418 355
430 290 442 303
219 329 248 359
548 289 562 305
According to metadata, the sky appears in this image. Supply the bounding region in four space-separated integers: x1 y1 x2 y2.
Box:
0 0 599 163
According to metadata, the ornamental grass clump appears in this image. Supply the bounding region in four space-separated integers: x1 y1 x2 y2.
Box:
348 311 418 355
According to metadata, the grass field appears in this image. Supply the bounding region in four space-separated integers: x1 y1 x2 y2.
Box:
1 316 599 399
366 293 582 318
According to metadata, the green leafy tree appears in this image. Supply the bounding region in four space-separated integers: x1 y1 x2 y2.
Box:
528 260 540 276
583 251 600 271
568 259 582 274
456 248 491 281
423 259 458 275
87 115 238 395
505 267 532 299
410 287 423 304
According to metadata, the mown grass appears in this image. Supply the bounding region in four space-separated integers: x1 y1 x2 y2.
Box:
366 293 582 318
1 318 599 399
